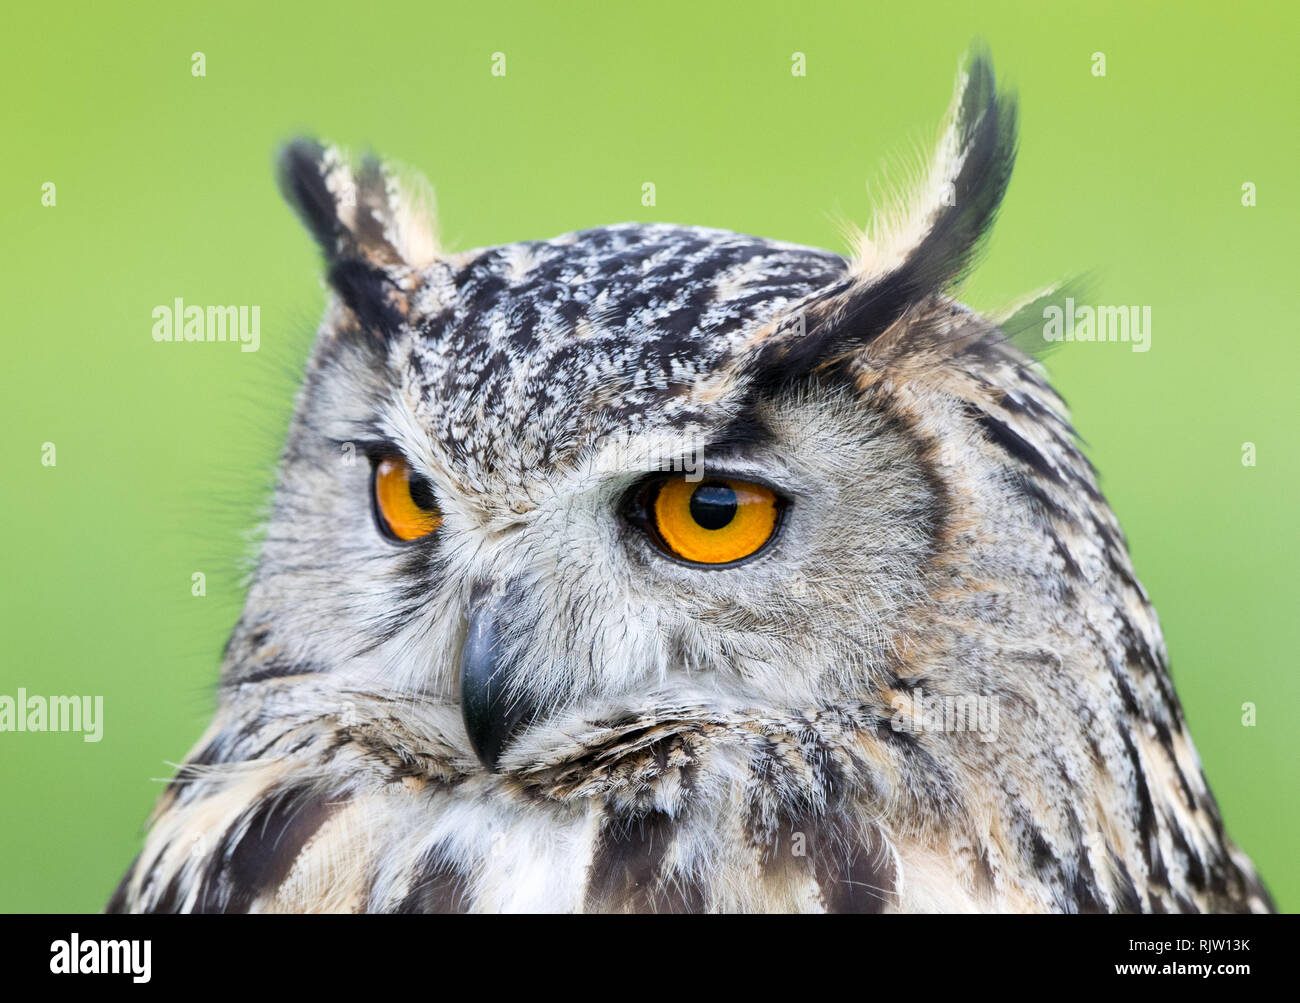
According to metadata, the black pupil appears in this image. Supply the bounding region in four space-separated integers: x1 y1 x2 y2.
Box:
408 472 437 511
689 481 737 530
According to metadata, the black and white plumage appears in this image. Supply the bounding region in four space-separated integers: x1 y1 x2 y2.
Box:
110 50 1272 914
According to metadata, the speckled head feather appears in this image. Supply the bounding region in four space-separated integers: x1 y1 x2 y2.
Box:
111 47 1271 914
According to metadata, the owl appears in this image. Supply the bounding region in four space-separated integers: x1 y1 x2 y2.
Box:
109 50 1271 913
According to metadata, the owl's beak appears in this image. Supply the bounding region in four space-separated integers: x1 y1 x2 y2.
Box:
460 581 537 771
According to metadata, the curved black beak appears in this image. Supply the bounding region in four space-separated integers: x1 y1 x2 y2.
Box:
460 582 537 771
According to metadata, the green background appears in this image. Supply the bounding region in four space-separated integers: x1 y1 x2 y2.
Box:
1 0 1295 912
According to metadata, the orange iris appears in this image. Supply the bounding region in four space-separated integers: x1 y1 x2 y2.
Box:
373 455 442 542
651 476 780 565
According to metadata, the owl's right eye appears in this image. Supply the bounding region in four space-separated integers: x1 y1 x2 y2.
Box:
372 455 442 542
624 474 785 566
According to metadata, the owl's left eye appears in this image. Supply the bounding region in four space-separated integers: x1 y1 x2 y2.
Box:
625 474 785 566
372 455 442 542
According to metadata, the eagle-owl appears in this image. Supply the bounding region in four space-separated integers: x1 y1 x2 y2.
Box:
110 50 1271 914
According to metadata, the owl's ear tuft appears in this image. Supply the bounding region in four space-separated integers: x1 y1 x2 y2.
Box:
277 138 441 337
850 43 1017 291
736 45 1018 391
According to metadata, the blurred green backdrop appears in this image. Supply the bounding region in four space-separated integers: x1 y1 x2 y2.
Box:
1 0 1295 912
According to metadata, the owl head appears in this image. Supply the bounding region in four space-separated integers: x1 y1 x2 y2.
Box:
234 49 1144 777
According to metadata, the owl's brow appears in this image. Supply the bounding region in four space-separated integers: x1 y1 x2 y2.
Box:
315 408 441 490
706 408 774 454
373 399 445 477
